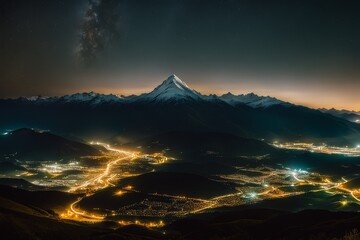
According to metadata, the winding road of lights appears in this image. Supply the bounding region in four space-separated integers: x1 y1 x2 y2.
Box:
59 141 360 227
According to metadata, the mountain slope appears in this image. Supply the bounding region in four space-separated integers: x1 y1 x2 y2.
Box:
320 108 360 123
133 74 203 103
0 190 160 240
125 131 274 156
117 172 236 199
0 184 80 211
0 128 100 161
1 75 360 144
219 92 289 108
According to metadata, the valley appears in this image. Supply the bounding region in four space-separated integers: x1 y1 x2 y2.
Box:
2 130 358 229
0 76 360 239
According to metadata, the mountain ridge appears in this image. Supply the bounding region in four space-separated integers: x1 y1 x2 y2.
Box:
319 108 360 123
0 128 101 161
7 75 289 109
1 75 360 145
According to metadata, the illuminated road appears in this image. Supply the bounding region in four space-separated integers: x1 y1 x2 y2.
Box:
60 142 360 224
63 142 138 221
62 142 171 222
291 172 360 203
337 178 360 202
69 142 137 193
69 197 104 221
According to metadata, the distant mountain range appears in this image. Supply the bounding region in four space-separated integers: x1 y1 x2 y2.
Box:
319 108 360 123
10 75 290 108
1 75 359 145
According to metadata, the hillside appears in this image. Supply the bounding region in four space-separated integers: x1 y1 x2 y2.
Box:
1 76 359 145
0 128 101 161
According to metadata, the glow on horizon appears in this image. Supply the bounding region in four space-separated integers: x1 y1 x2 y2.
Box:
5 72 360 112
13 85 360 112
71 72 360 111
68 85 360 112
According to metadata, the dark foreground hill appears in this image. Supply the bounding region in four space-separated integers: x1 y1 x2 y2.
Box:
166 209 360 240
1 188 360 240
0 195 161 240
0 184 80 212
123 131 275 157
0 128 101 161
118 172 236 199
0 178 49 191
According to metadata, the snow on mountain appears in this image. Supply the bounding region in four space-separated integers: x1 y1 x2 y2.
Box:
14 75 288 108
219 92 287 108
19 92 123 104
133 74 204 102
24 96 51 101
320 108 360 116
60 92 123 104
319 108 360 123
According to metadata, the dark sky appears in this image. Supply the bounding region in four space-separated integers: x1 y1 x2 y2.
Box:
1 0 360 110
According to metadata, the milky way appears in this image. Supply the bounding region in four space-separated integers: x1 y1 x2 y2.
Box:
76 0 121 66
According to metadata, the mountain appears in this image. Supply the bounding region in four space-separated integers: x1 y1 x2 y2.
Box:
13 75 287 107
20 92 124 105
0 128 101 161
1 75 360 144
219 92 289 108
320 108 360 123
60 92 123 104
133 74 204 103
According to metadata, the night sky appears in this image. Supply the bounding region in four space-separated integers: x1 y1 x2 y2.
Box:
1 0 360 110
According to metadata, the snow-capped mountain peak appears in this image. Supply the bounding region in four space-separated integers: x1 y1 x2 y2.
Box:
162 74 191 89
135 74 203 102
13 75 289 108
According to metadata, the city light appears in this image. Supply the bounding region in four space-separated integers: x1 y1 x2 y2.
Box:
124 185 133 190
118 220 165 228
38 140 360 226
273 142 360 157
59 142 178 224
245 192 257 199
115 190 125 196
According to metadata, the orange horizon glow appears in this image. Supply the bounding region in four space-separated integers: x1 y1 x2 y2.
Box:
10 85 360 112
43 86 360 112
3 72 360 112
